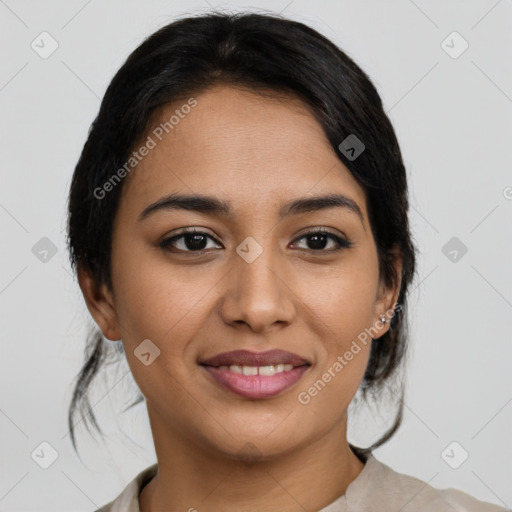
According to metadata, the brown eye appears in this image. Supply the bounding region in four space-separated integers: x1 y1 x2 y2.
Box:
291 229 353 252
159 229 222 252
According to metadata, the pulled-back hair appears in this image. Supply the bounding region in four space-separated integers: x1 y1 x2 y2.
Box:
66 11 417 456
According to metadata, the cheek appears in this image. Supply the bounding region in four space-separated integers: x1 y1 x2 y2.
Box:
297 254 380 340
111 238 217 349
110 253 211 400
294 267 375 418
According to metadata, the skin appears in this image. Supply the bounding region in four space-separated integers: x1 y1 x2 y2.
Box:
79 85 402 511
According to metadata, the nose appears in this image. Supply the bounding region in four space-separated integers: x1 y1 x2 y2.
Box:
219 244 296 334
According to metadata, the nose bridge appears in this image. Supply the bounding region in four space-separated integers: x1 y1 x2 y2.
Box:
221 235 294 331
238 239 279 291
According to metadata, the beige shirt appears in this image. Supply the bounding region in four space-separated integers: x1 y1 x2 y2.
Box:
94 453 508 511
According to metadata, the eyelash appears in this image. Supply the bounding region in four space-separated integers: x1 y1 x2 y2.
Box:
158 228 353 254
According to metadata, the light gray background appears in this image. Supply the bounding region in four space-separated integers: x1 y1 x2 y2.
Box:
1 0 511 510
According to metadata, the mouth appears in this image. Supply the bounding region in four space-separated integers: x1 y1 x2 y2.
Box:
199 349 311 399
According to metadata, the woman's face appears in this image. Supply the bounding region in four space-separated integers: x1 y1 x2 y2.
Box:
85 85 400 459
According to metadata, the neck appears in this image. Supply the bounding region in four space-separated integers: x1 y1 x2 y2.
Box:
139 406 366 512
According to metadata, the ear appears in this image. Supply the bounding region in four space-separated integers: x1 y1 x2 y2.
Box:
372 244 403 338
77 265 121 341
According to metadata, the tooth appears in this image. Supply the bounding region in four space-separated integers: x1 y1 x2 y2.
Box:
258 365 276 376
226 364 296 375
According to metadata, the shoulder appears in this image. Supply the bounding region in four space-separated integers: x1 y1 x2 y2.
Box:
91 463 158 512
346 454 508 512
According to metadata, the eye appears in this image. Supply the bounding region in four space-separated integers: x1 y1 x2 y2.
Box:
158 228 353 254
291 229 353 252
159 228 222 252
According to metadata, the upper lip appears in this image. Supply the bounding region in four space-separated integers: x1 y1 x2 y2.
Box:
199 349 310 368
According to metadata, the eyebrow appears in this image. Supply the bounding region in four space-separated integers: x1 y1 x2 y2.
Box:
138 192 365 225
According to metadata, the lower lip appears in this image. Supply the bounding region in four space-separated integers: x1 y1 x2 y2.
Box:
201 365 310 399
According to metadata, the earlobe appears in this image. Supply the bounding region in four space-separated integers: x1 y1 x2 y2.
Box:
374 246 403 335
77 265 121 341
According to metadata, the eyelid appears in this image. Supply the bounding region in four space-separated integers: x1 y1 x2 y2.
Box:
165 226 218 239
292 225 348 240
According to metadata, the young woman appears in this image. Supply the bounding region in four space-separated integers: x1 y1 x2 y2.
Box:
66 11 507 512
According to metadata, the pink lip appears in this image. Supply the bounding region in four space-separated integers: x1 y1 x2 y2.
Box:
199 349 310 367
201 364 310 399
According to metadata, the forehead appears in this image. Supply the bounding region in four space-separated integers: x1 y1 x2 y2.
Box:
119 85 368 221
